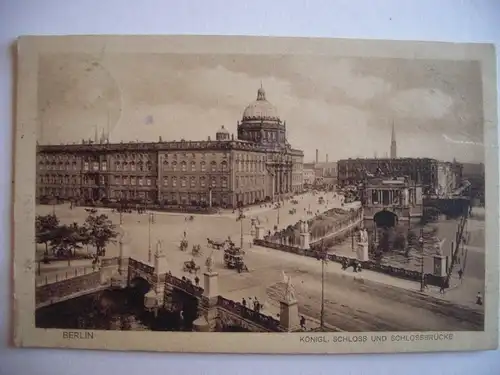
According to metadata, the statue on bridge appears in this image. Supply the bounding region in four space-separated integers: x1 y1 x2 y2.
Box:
358 228 368 244
205 251 215 273
282 271 296 303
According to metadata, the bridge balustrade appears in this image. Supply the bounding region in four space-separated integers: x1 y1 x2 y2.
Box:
217 296 282 332
165 273 204 297
128 258 154 275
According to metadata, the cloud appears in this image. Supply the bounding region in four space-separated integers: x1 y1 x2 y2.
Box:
389 88 454 119
286 58 392 103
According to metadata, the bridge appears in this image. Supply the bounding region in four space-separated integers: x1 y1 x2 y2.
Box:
35 251 299 333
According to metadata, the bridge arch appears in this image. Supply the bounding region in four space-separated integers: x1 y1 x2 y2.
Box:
373 210 398 228
128 276 152 308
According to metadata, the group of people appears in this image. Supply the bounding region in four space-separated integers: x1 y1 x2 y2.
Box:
241 296 263 313
180 274 201 287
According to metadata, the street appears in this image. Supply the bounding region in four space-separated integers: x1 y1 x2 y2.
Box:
35 193 484 331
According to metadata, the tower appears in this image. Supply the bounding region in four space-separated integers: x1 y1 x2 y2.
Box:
315 149 319 164
390 122 397 159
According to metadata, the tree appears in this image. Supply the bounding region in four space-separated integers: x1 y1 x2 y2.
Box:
84 214 118 258
35 214 60 255
50 222 84 258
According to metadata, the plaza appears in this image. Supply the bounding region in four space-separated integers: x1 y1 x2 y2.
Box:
36 190 484 332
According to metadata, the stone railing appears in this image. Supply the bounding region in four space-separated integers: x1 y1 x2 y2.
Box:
253 240 446 288
36 271 102 307
165 273 204 297
216 296 282 332
304 250 446 288
128 258 154 275
254 239 304 255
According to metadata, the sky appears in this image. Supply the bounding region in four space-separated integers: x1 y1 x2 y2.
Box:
37 53 484 163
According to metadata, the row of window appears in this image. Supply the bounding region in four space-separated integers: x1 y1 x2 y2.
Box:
235 176 265 188
161 160 227 173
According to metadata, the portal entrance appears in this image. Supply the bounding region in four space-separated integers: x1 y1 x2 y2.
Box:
373 210 398 228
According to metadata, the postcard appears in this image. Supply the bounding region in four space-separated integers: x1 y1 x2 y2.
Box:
12 35 498 353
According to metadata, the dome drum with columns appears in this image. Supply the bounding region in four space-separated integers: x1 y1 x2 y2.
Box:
238 86 287 147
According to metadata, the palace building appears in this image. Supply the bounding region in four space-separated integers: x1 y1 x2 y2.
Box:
36 87 304 208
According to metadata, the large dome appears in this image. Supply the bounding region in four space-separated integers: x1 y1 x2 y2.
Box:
242 87 280 122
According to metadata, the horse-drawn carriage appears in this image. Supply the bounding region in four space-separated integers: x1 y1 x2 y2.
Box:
223 246 248 273
207 238 227 250
183 259 200 274
191 244 203 257
179 239 189 251
289 208 297 215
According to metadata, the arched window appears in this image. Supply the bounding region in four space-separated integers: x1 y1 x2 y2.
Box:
181 161 187 172
190 177 196 188
181 177 187 187
163 160 169 171
130 161 136 171
221 177 228 188
191 161 196 171
200 177 206 187
211 177 216 188
211 161 217 172
221 160 228 172
123 162 128 171
172 177 177 187
172 161 177 171
201 161 206 172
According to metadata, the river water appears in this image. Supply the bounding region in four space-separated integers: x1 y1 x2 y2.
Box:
36 286 185 331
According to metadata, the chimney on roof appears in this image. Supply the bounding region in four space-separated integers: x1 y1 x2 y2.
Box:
315 149 319 164
326 154 329 163
159 136 162 142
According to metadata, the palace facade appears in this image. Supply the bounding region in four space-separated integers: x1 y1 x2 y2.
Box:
36 87 304 208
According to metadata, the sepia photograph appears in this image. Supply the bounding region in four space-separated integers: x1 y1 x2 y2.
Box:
12 35 498 354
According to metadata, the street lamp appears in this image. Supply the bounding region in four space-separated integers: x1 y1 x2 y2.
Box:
148 212 155 263
236 208 245 249
418 230 425 292
316 239 328 331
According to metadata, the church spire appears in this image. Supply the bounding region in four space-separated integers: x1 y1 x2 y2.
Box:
390 121 397 159
94 126 98 144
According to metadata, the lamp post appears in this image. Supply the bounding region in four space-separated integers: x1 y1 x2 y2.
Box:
237 208 245 249
316 239 328 331
148 212 155 263
418 230 425 292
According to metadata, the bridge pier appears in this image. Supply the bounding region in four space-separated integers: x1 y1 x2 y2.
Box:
193 271 219 332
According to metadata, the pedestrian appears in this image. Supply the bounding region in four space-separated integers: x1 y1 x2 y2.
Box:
300 315 306 330
458 268 463 281
439 282 446 294
194 275 200 286
242 298 247 307
476 292 483 306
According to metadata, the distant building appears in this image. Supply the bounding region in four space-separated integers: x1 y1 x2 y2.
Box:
302 167 316 185
362 176 423 225
337 158 462 196
36 87 304 208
